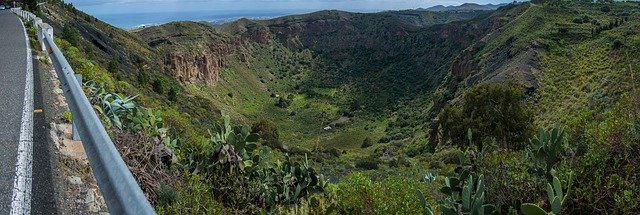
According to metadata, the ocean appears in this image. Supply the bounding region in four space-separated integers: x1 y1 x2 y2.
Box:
95 10 308 29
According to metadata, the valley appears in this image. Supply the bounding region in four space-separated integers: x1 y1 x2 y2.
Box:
29 0 640 213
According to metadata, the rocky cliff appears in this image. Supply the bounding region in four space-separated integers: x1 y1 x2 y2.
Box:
137 21 238 85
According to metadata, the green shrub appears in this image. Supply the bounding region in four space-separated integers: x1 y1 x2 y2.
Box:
155 174 224 214
115 81 129 92
355 156 380 170
138 70 150 85
438 84 534 150
361 137 373 148
153 78 167 94
476 150 547 213
61 24 80 47
108 57 119 73
156 183 177 207
333 173 436 214
168 87 178 102
276 96 292 108
183 114 326 212
251 119 283 150
612 39 623 49
62 111 73 123
566 91 640 213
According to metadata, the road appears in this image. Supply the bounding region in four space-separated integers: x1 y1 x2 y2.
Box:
0 9 56 214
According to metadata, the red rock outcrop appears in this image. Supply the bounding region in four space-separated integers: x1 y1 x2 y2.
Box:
164 44 234 85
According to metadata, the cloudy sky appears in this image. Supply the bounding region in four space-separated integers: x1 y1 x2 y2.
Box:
67 0 512 15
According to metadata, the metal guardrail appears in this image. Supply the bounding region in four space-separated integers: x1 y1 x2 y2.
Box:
11 8 155 215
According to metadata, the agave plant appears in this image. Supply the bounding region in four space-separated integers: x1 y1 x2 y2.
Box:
85 80 137 129
94 92 137 129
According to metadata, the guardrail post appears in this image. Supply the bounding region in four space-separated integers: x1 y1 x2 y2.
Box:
32 17 42 27
37 23 52 53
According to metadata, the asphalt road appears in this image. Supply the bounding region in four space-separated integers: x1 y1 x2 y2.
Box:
0 9 56 214
0 9 28 214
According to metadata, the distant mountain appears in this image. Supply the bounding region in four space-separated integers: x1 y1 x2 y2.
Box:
421 3 508 12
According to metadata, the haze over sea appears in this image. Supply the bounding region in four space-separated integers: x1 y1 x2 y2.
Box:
95 10 307 29
66 0 509 29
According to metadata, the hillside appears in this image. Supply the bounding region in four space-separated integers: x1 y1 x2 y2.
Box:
35 0 640 213
423 3 507 12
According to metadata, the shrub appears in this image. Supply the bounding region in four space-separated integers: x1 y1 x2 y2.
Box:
361 137 373 148
61 24 80 47
138 70 150 85
156 183 178 207
355 156 380 170
600 5 610 12
168 87 178 102
276 96 292 108
558 27 569 34
108 57 119 73
153 78 167 94
251 119 283 150
612 39 623 49
115 81 129 92
334 173 436 214
438 84 534 150
183 114 326 212
572 17 583 24
62 111 73 123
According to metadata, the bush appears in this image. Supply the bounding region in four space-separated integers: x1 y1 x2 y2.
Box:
251 119 283 150
168 87 178 102
153 78 167 94
61 25 80 47
332 173 438 214
600 5 610 12
115 81 129 92
558 27 569 34
108 57 119 73
156 183 177 207
361 137 373 148
138 70 150 85
355 156 380 170
612 39 623 49
275 96 292 108
438 84 534 150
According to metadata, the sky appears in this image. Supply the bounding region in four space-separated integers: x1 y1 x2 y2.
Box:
66 0 513 15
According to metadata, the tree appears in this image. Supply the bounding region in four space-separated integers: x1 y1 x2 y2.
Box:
438 84 534 150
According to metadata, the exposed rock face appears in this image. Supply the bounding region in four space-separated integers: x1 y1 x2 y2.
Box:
137 21 239 86
165 49 228 85
451 44 481 82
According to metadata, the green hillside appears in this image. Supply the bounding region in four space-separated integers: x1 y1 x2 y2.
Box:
34 0 640 213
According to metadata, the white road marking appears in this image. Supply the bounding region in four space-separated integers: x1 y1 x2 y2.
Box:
10 16 34 215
